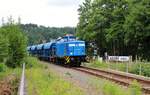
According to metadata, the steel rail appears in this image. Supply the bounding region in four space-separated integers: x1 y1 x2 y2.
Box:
18 63 25 95
72 66 150 94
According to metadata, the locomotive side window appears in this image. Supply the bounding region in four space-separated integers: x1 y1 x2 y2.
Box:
79 44 85 46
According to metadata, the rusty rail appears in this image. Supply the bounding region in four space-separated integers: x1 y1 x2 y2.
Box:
73 66 150 94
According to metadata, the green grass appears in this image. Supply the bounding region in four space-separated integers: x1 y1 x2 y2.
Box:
89 77 142 95
0 63 22 95
86 60 150 77
25 56 40 68
0 63 22 80
129 80 142 95
26 58 84 95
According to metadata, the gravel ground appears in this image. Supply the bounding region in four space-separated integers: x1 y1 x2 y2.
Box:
43 62 104 95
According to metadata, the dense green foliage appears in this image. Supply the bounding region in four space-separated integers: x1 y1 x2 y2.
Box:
77 0 150 61
21 24 76 45
0 22 27 68
0 63 7 72
0 33 9 62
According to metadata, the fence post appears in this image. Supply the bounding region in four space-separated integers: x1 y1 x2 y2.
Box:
139 62 142 75
126 61 128 73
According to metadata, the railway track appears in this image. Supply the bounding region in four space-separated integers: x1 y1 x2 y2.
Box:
72 66 150 94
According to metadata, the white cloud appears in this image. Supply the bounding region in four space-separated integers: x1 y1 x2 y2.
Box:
0 0 84 27
48 0 82 7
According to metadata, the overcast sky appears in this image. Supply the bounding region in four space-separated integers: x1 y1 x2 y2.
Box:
0 0 84 27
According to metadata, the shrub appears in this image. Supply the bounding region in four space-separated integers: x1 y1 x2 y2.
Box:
0 63 7 72
141 63 150 77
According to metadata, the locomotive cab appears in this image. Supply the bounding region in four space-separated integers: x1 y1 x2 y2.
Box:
56 34 86 66
57 34 77 42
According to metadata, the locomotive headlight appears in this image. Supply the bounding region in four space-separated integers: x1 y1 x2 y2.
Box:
70 52 73 55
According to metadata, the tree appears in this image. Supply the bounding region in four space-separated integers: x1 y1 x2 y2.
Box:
77 0 150 60
105 0 129 55
77 0 128 56
1 23 27 67
124 0 150 60
77 0 92 40
0 31 9 62
21 24 76 45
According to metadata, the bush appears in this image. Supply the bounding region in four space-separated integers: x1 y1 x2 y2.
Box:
0 63 7 72
141 63 150 77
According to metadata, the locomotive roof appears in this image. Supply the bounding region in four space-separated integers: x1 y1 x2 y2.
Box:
57 40 85 43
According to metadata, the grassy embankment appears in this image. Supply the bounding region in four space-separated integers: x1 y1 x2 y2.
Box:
0 63 21 79
25 57 84 95
85 61 150 77
89 77 142 95
0 63 22 95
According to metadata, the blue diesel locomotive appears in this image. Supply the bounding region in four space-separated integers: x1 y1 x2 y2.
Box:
27 35 86 66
